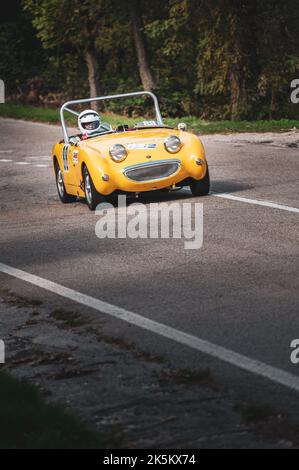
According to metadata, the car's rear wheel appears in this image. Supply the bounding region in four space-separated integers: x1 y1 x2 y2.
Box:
55 162 77 204
83 166 105 210
189 165 210 197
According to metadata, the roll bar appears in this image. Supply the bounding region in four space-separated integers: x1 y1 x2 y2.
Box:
60 91 164 143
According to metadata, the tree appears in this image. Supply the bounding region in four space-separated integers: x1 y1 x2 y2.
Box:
2 0 298 119
0 0 47 99
196 0 257 120
255 0 299 119
144 0 200 115
24 0 113 110
128 0 155 91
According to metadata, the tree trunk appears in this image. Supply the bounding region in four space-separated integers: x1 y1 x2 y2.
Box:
230 69 240 120
229 65 248 120
269 89 275 120
228 14 249 121
85 48 100 112
130 0 155 91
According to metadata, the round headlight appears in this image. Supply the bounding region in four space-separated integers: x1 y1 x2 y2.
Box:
164 135 182 153
109 144 127 162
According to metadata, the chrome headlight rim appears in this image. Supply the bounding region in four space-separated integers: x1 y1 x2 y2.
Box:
109 144 127 162
164 135 182 154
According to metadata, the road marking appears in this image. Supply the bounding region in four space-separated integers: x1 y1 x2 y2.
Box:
182 188 299 213
0 159 50 168
212 192 299 213
1 261 299 393
0 150 13 154
26 156 51 160
0 159 49 168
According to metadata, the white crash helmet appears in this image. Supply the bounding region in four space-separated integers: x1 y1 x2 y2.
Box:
78 109 101 135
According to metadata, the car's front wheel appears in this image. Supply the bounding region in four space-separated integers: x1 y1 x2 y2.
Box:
189 165 210 197
83 166 105 210
55 163 77 204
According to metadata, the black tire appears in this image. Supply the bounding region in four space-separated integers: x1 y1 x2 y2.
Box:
83 165 105 210
55 162 77 204
189 165 210 197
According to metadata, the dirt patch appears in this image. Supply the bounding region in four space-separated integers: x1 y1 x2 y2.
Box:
236 403 280 424
157 367 214 388
0 287 43 309
97 334 167 364
50 309 89 328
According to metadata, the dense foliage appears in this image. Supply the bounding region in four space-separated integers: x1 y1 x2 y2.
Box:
1 0 298 119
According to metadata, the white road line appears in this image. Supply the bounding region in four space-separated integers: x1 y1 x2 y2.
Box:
0 150 13 154
0 160 49 167
1 261 299 393
26 156 51 160
182 188 299 213
212 192 299 213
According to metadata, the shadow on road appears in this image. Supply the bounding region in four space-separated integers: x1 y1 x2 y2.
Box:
211 180 254 194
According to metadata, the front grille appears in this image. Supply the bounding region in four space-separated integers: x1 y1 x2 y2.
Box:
124 160 180 182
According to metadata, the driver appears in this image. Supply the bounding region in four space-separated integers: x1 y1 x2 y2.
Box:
78 109 102 139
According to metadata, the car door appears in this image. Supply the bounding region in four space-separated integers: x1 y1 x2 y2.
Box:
61 143 79 188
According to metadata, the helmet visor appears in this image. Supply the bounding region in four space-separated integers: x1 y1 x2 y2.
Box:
82 120 99 131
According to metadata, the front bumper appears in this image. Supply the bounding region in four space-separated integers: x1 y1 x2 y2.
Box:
94 157 207 196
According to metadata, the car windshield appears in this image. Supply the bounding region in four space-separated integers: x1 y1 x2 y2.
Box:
60 92 168 143
82 119 169 140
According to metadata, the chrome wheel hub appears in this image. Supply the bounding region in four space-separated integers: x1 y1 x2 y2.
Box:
57 170 64 197
85 174 92 204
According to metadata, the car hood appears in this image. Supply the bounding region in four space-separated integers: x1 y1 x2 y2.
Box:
80 128 180 155
76 127 204 175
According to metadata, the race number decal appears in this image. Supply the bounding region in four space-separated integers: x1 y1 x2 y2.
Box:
72 150 79 164
137 120 158 127
63 144 69 172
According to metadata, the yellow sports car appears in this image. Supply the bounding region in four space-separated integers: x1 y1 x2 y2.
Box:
52 91 210 210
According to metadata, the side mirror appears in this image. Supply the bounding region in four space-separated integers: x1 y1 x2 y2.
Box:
69 136 79 146
178 123 187 131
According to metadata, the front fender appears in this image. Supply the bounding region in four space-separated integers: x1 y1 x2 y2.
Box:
81 150 118 196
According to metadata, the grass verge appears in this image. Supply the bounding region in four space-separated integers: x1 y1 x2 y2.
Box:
1 103 299 134
0 370 104 449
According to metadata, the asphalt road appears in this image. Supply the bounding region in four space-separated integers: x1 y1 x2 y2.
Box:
0 117 299 415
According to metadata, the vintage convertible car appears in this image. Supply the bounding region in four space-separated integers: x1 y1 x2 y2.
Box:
52 91 210 210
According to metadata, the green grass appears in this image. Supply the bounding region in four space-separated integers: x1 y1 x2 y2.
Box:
167 116 299 134
1 103 299 134
0 103 137 128
0 103 63 124
0 370 104 449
